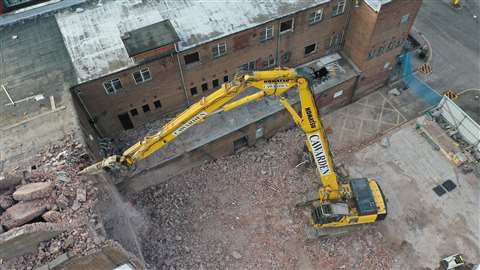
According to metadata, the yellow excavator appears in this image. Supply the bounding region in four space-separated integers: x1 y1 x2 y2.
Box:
81 67 387 228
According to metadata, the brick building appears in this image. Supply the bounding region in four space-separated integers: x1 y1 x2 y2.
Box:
61 0 421 138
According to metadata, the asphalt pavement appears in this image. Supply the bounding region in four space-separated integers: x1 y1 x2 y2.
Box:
413 0 480 122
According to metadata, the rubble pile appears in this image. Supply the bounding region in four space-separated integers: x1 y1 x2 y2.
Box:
131 129 396 269
0 135 109 269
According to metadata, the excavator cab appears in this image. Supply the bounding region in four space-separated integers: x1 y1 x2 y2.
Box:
311 203 349 225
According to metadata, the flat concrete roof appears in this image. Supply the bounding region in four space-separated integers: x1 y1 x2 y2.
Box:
0 15 76 127
54 0 330 83
364 0 392 12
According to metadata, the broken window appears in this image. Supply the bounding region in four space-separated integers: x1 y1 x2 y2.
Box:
202 82 208 91
130 108 138 116
332 0 346 17
154 100 162 109
223 75 229 82
142 104 150 113
190 86 198 96
212 42 227 58
103 78 123 95
132 68 151 84
212 79 219 88
260 25 274 42
309 9 323 24
184 52 200 65
280 19 294 34
304 43 316 55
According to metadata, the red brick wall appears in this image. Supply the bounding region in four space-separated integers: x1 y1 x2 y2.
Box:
132 43 176 62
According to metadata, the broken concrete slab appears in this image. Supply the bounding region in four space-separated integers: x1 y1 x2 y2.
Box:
1 200 48 229
0 173 22 190
76 188 86 202
42 210 62 223
0 223 66 259
12 181 53 201
0 195 15 210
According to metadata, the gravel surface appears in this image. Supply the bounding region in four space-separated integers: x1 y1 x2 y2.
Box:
130 129 397 270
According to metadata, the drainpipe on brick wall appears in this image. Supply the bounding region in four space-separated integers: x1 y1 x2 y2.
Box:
174 43 190 106
74 89 104 138
275 21 281 67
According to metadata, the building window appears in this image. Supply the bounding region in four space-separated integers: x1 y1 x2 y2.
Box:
304 43 316 55
212 79 219 88
240 60 256 71
130 108 138 116
327 31 345 50
103 79 123 95
223 75 229 82
190 87 198 96
309 9 323 24
387 41 395 51
201 82 208 91
332 0 346 17
265 55 276 68
132 68 151 84
142 104 150 113
153 100 162 108
401 14 410 24
212 42 227 58
260 25 274 42
184 52 199 65
280 19 294 34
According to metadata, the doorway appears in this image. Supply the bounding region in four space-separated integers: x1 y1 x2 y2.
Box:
118 112 134 130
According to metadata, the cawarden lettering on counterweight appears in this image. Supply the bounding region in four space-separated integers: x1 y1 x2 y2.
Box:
308 133 331 176
173 111 208 136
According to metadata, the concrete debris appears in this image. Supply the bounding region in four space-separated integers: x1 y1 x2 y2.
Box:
42 211 62 223
132 129 397 269
231 251 242 259
13 181 54 201
56 171 71 183
0 195 15 210
1 200 48 229
76 188 87 203
0 172 22 190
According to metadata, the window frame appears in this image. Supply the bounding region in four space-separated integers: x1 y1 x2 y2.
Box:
130 108 138 116
279 18 294 34
132 68 152 84
332 0 346 17
304 43 317 55
184 52 200 65
309 9 323 25
400 13 410 24
266 55 276 68
212 42 227 58
260 25 274 42
103 78 123 95
223 75 229 82
201 82 208 91
153 100 162 109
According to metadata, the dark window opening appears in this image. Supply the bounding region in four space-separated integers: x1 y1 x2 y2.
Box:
184 52 200 65
212 79 219 88
190 87 198 96
154 100 162 108
280 19 294 33
202 83 208 91
118 113 134 130
142 104 150 113
130 108 138 116
304 43 316 55
223 75 229 82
